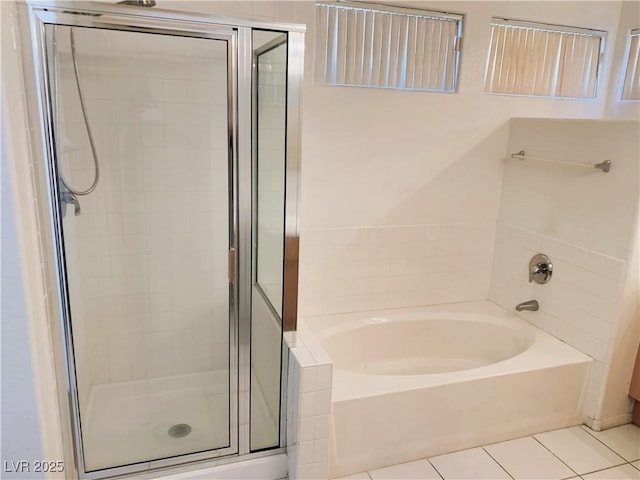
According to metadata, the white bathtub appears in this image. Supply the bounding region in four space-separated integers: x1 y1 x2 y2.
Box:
301 301 592 478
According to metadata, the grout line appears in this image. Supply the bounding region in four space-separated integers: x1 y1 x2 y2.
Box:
531 435 580 477
579 461 637 477
355 425 635 480
578 425 631 464
426 458 444 480
498 222 625 268
482 447 515 480
421 427 553 461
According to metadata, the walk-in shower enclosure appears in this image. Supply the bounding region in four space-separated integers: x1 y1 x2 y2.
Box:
19 2 303 478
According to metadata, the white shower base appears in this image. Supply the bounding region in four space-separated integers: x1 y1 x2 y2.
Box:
82 370 277 472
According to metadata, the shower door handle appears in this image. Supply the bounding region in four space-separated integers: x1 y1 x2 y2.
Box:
228 248 236 284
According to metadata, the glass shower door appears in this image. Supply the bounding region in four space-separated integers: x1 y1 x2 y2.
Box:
46 24 235 472
250 31 288 452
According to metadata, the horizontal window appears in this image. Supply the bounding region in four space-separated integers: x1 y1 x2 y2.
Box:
315 1 463 92
484 18 606 99
621 28 640 101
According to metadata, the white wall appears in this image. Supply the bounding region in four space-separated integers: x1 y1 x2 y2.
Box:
499 119 638 259
299 1 622 226
598 216 640 428
489 118 639 424
290 0 626 315
4 0 639 474
1 1 67 475
162 0 640 427
598 6 639 411
1 50 45 480
605 1 640 120
155 1 631 315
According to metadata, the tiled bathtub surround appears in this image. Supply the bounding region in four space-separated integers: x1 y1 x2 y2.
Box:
492 118 639 427
286 332 333 480
304 301 591 478
501 119 639 261
490 223 626 421
298 223 495 316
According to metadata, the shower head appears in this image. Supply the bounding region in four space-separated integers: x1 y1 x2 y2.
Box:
117 0 156 6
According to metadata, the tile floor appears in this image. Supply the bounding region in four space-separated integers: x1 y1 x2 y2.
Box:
337 424 640 480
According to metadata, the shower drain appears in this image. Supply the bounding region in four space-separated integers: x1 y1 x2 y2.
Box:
168 423 192 438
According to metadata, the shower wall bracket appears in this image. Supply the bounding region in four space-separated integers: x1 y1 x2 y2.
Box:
60 191 81 216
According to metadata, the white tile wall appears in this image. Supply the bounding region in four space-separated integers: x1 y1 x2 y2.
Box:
286 332 332 480
501 119 639 260
489 222 626 419
54 27 231 395
298 223 495 316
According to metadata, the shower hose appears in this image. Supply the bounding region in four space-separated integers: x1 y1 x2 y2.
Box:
58 26 100 196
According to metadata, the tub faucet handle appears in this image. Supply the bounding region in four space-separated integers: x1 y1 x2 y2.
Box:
529 264 542 282
529 254 552 284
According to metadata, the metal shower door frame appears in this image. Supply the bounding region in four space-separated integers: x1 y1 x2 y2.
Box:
26 5 242 479
22 2 304 478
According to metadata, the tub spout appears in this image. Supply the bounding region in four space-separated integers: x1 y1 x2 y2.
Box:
515 300 539 312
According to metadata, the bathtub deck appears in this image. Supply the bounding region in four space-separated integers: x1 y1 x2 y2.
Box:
307 300 591 402
302 300 593 478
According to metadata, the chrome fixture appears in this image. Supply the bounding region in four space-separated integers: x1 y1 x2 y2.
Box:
56 27 102 217
61 191 81 216
510 150 612 173
594 160 612 172
529 253 553 284
516 300 539 311
61 28 101 196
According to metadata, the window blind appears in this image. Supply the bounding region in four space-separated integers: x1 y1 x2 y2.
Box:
484 18 605 99
315 2 463 92
621 28 640 101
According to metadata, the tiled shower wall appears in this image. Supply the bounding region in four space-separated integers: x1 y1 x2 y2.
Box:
298 223 495 316
56 27 231 401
